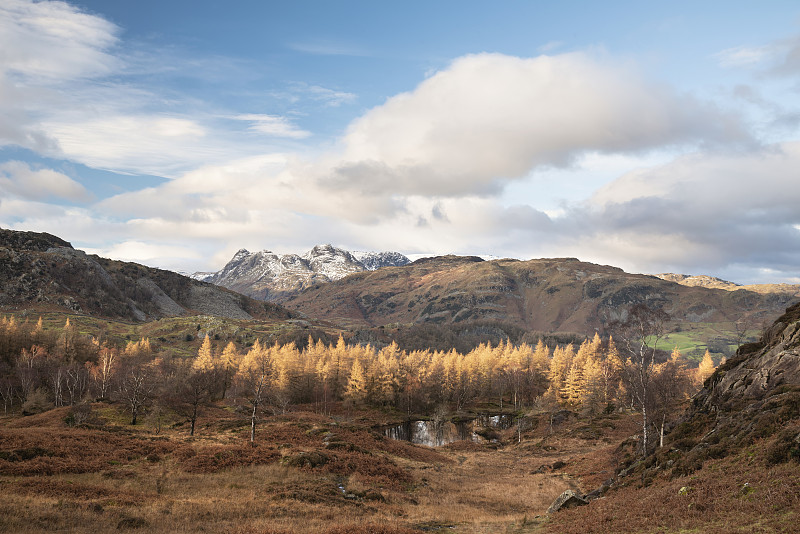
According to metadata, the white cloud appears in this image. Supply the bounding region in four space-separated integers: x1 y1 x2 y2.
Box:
0 160 90 202
714 45 774 68
322 52 751 198
304 85 357 107
0 0 119 152
714 34 800 76
234 114 311 139
287 40 370 57
0 0 118 80
41 115 217 176
0 1 316 177
83 240 203 266
562 142 800 276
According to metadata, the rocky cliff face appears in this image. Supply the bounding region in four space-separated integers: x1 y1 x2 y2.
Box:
652 301 800 476
0 229 291 322
204 245 410 301
701 302 800 410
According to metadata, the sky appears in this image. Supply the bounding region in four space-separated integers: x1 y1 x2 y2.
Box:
1 0 799 284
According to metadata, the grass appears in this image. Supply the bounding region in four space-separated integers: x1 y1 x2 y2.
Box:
649 322 761 363
0 402 606 533
2 398 795 533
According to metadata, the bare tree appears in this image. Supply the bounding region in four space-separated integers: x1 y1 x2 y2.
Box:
64 361 89 405
167 362 214 436
234 340 273 442
650 350 693 447
116 362 157 425
611 303 670 455
89 345 116 399
0 370 15 414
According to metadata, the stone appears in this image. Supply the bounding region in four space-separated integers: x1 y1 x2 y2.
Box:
547 489 589 513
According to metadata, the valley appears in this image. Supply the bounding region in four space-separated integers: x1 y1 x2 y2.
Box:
0 229 798 533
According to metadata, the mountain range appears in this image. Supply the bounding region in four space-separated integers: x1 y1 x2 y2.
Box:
2 229 798 357
197 244 410 301
279 255 796 336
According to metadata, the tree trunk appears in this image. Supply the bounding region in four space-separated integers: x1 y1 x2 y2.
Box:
190 403 197 437
641 404 648 454
250 403 257 442
660 413 666 448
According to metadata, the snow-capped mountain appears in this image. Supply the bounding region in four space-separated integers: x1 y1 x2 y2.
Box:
352 251 413 271
199 245 410 302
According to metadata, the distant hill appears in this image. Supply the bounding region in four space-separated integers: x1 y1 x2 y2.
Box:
281 255 796 336
657 273 800 297
199 244 410 301
0 229 292 322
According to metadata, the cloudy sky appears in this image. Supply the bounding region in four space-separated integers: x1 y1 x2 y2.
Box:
1 0 799 283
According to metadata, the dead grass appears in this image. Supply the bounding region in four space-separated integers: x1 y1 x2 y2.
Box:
0 405 712 533
547 448 800 534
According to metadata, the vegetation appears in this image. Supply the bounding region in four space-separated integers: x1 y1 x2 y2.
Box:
2 301 798 534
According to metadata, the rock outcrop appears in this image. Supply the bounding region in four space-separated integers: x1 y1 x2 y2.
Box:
547 489 589 513
645 301 800 477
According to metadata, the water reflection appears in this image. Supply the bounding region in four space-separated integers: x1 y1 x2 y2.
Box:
382 413 513 447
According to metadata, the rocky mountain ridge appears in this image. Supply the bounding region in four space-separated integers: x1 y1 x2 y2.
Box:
200 244 410 301
657 272 800 297
0 229 291 322
281 255 797 336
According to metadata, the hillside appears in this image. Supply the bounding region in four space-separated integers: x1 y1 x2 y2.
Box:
0 229 292 322
202 244 410 301
546 301 800 533
657 273 800 297
282 255 795 337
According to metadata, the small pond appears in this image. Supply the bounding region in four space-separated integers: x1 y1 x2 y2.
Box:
381 413 514 447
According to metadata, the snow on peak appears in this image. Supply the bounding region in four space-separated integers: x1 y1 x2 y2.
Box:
204 244 412 300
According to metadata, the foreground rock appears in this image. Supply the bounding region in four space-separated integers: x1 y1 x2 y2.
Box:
547 489 589 513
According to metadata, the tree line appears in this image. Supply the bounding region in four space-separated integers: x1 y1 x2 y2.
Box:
0 309 717 449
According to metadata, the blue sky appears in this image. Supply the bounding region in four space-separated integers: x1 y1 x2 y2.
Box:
1 0 799 284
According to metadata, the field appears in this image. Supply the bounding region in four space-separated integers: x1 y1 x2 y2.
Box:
0 400 645 534
2 401 798 533
651 321 760 363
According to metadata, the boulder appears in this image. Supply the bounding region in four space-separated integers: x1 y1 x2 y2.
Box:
547 489 589 513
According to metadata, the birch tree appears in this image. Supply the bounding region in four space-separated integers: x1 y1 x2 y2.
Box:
234 340 273 442
612 303 670 455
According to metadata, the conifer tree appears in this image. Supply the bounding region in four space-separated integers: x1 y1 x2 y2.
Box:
581 349 605 413
344 356 367 404
696 349 716 386
193 335 215 372
219 341 239 399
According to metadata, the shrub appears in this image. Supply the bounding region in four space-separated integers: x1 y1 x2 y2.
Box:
22 389 51 416
765 429 800 466
64 402 92 427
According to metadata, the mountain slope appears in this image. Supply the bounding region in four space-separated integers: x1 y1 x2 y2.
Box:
282 255 796 335
657 272 800 297
204 244 410 301
0 229 292 322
